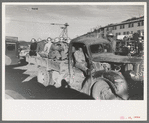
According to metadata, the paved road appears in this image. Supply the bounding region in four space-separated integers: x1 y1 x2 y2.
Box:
5 61 143 100
5 62 93 100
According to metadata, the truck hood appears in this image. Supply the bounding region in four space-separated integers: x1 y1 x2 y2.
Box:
92 53 143 63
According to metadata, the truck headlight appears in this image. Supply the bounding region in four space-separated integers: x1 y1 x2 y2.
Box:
114 79 129 100
129 71 135 77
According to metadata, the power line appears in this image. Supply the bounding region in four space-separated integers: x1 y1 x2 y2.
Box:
6 19 50 24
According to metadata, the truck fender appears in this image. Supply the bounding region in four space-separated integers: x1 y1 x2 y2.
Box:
102 71 129 100
81 76 93 95
129 61 144 81
81 75 117 97
91 78 121 100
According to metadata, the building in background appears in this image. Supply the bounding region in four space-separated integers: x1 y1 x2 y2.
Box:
102 16 144 38
79 16 144 39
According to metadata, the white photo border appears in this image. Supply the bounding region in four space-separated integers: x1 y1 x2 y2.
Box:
2 2 147 121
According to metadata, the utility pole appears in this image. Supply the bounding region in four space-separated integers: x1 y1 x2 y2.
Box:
51 23 69 39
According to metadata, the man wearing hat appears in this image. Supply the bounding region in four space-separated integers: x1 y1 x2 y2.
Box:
59 38 69 60
39 37 53 58
48 37 62 60
42 37 53 57
107 33 116 53
29 38 37 56
36 38 46 56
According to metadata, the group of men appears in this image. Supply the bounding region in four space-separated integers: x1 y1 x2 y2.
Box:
29 37 69 60
28 34 116 76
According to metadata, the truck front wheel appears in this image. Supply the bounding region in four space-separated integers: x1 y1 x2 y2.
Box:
92 80 121 100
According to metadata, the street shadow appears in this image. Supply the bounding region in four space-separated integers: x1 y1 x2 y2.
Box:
27 78 94 100
5 64 93 100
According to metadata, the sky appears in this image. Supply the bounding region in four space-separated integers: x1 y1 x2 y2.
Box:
4 3 144 41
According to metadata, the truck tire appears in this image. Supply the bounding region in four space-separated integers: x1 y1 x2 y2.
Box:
92 80 118 100
37 67 50 87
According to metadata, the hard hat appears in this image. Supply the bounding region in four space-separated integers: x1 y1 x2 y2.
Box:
54 37 60 43
31 38 36 43
47 37 52 42
37 38 42 42
59 37 64 41
66 38 71 43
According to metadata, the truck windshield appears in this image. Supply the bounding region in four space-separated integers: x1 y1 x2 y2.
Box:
90 43 112 54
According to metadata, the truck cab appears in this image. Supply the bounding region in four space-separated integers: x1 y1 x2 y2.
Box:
68 37 143 100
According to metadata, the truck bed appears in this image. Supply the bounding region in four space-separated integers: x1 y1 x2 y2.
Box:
26 55 68 73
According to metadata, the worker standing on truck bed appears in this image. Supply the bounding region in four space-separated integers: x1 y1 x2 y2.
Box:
36 38 46 55
48 38 62 60
29 38 37 56
39 37 53 58
60 38 69 60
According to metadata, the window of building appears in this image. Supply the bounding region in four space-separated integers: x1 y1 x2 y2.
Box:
120 25 125 29
141 20 144 26
123 32 126 35
138 22 140 26
113 26 117 30
116 33 121 36
128 23 134 28
131 31 133 34
107 28 109 31
137 30 144 36
127 31 129 35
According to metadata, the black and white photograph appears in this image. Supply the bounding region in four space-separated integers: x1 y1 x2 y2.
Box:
2 2 147 121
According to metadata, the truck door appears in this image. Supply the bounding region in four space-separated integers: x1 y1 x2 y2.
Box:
68 42 89 90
